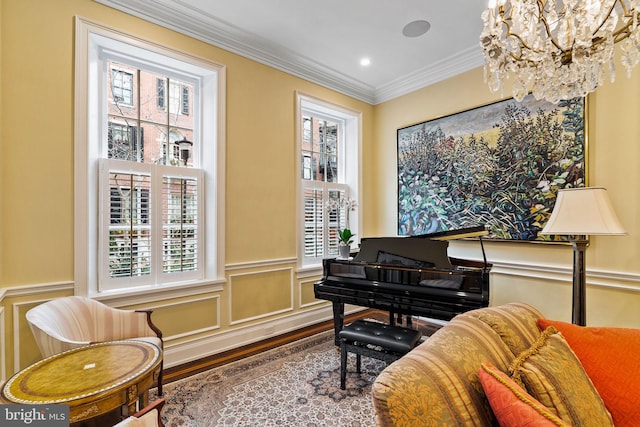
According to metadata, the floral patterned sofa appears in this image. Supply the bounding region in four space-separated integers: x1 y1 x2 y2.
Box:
371 302 640 426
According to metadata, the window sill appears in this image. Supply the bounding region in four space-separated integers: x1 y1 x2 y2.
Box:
296 264 323 278
90 278 226 307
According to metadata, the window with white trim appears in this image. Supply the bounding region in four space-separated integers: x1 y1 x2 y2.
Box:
75 19 225 296
298 94 360 267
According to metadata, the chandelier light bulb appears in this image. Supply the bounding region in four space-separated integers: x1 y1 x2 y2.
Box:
480 0 640 103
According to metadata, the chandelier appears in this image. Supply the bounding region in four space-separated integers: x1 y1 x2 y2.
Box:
480 0 640 103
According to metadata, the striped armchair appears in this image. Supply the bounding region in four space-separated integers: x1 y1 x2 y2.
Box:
26 296 164 395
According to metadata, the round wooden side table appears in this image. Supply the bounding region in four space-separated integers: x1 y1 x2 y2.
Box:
2 340 162 425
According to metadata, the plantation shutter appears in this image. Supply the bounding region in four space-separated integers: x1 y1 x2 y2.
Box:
100 160 203 290
104 168 152 281
303 186 324 259
302 182 349 262
326 188 348 258
162 175 199 273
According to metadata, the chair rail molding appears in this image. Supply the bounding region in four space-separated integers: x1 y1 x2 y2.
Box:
491 260 640 292
0 281 74 302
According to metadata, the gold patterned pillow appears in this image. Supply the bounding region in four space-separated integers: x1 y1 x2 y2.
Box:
509 326 613 426
465 302 544 356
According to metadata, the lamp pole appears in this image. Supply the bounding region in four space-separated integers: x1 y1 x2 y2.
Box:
571 239 588 326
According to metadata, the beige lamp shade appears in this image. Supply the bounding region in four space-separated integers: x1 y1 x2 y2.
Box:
540 187 626 236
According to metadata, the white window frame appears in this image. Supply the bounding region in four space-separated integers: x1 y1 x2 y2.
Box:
296 92 361 269
74 17 226 298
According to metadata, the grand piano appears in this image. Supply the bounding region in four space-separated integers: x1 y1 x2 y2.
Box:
314 226 491 344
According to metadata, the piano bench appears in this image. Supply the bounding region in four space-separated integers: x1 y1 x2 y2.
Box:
338 319 422 390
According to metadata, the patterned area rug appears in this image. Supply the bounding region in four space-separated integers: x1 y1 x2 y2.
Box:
153 319 441 427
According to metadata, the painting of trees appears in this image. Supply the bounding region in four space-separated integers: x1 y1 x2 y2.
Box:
397 95 585 241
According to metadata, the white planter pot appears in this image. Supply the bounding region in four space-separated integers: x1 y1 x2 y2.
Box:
338 245 351 259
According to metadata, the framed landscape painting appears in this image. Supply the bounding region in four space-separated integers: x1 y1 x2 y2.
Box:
397 94 586 242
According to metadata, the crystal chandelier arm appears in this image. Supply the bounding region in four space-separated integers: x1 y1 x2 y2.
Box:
612 2 637 43
535 1 617 56
497 5 548 56
499 2 566 56
536 0 568 53
481 0 640 102
538 19 565 53
594 1 626 40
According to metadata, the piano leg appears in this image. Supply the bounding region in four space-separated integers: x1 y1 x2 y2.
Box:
390 311 413 328
332 302 345 346
389 311 404 326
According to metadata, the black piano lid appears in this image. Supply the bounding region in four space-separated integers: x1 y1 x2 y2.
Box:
417 225 489 268
417 225 488 241
355 225 489 271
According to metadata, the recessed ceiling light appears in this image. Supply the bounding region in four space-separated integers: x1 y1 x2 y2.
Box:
360 57 371 66
402 20 431 38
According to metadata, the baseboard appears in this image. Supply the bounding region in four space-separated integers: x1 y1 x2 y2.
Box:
162 304 364 369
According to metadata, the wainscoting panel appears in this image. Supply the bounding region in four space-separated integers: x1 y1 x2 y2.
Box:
12 300 51 372
0 283 74 377
163 304 337 368
146 295 221 340
300 277 324 308
229 268 294 325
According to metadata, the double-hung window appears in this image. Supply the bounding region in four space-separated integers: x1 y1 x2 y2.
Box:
75 19 225 296
298 94 360 267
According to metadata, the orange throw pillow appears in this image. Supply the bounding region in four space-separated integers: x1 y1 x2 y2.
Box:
478 362 568 427
538 318 640 427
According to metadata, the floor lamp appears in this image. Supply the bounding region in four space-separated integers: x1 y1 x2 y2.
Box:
540 187 626 326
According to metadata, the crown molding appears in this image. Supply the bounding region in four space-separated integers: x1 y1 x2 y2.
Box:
374 46 485 104
93 0 480 104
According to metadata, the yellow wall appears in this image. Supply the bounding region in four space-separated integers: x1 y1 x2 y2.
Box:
1 0 639 380
373 66 640 327
0 0 373 377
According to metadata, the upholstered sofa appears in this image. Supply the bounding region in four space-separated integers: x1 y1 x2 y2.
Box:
371 302 640 426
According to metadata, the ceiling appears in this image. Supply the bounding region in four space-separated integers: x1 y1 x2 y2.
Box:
94 0 488 104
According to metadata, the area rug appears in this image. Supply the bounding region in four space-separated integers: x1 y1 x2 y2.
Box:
153 320 440 427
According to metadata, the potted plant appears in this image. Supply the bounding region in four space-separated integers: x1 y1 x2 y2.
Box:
338 228 355 259
325 196 358 258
